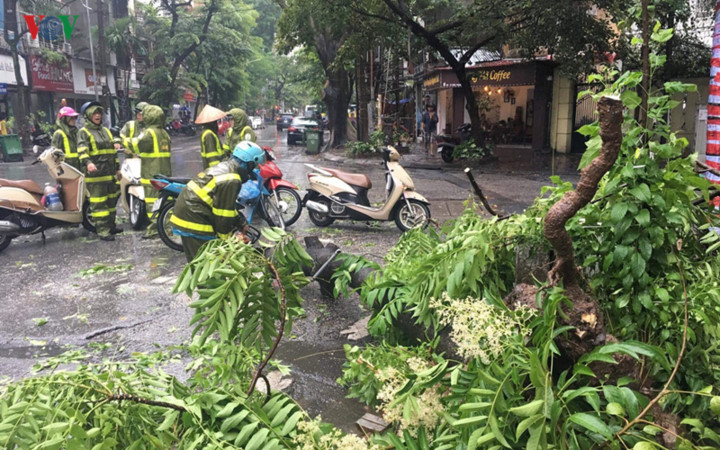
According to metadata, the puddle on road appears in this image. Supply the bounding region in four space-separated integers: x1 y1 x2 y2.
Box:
275 340 369 433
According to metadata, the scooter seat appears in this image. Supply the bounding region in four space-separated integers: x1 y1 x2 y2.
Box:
155 175 191 184
322 168 372 189
0 178 44 195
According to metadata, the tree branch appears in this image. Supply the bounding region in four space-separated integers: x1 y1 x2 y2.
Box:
107 393 186 412
247 260 287 396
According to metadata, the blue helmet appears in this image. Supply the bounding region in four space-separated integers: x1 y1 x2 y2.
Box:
232 141 265 164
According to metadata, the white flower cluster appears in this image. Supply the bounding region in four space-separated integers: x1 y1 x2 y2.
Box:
294 416 378 450
376 361 443 434
430 293 532 364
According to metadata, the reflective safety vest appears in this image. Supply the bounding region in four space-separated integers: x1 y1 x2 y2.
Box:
130 129 171 159
201 129 222 167
55 130 76 159
78 128 116 158
170 164 244 239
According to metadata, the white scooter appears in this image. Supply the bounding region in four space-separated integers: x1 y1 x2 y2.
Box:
303 146 431 231
118 154 147 230
0 148 94 253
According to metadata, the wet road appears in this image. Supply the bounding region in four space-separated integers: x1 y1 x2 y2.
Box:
0 127 578 430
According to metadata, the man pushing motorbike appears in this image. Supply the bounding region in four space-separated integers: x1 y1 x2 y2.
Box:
77 101 123 241
170 141 266 262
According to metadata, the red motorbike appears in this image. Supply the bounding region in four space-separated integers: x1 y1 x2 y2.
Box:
259 147 302 226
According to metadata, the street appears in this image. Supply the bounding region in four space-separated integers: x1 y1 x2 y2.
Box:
0 127 575 430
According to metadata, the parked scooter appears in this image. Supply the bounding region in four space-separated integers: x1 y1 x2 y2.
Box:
0 148 94 253
118 153 148 230
303 146 430 231
437 123 472 163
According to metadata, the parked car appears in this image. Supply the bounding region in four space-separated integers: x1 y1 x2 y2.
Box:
250 116 263 129
218 117 231 136
287 117 321 145
276 114 294 131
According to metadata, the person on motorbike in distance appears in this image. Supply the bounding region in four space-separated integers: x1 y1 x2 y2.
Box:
52 107 81 171
170 141 266 262
223 108 257 154
77 101 123 241
119 101 148 147
195 104 226 169
125 105 171 239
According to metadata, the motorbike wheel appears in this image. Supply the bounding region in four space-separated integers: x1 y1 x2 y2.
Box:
271 187 302 227
0 234 13 253
81 200 97 233
307 198 334 227
157 200 183 252
260 195 285 230
394 199 431 232
440 148 454 163
129 195 147 230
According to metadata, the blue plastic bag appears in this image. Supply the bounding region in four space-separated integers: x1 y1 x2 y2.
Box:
237 180 261 205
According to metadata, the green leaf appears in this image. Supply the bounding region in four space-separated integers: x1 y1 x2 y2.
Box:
568 413 613 439
32 317 48 326
633 442 657 450
576 124 598 137
579 136 601 169
157 410 179 431
516 414 543 440
606 402 626 416
610 203 628 224
621 90 642 109
245 427 270 450
711 396 720 416
635 209 650 226
509 400 544 418
651 28 674 43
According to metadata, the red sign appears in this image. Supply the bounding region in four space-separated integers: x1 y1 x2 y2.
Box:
182 89 196 102
85 69 102 88
30 55 73 92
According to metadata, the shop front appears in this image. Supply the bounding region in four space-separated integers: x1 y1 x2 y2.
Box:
0 53 28 121
422 60 554 151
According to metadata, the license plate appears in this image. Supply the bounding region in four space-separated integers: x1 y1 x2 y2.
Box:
152 198 163 212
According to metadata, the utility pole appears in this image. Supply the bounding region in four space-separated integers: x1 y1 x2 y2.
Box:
96 0 109 114
81 0 99 102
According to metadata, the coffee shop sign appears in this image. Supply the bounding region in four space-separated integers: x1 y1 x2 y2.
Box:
471 69 511 84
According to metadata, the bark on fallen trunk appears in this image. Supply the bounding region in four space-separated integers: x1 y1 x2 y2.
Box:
541 96 624 360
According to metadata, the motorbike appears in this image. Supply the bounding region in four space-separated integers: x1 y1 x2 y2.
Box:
149 168 284 252
31 126 51 156
259 147 302 227
303 146 430 232
0 148 94 253
436 123 472 163
172 119 196 136
118 153 149 230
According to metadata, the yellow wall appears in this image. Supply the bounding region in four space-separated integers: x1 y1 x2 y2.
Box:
550 70 575 154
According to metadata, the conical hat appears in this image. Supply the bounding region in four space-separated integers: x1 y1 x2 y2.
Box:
195 105 226 124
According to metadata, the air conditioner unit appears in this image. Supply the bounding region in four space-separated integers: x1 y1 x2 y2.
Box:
63 43 72 53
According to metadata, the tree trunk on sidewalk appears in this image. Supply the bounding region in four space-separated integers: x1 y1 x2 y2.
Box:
322 69 350 147
3 0 30 145
357 57 369 142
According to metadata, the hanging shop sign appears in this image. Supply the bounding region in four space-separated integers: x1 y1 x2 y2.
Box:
0 54 28 85
423 62 538 90
30 55 74 92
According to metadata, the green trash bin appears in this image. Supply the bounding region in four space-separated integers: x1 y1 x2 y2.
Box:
305 129 322 155
0 135 23 162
